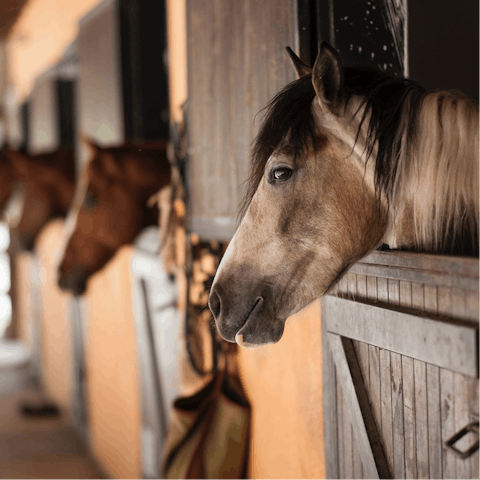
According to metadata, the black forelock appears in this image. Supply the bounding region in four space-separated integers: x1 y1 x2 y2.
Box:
240 65 427 219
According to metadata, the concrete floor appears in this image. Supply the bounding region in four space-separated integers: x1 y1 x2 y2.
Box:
0 373 104 479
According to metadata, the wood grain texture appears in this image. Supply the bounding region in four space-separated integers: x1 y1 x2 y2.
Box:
187 0 297 239
325 252 478 479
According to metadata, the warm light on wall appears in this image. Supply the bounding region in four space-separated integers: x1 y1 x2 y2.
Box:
0 223 10 337
6 0 102 101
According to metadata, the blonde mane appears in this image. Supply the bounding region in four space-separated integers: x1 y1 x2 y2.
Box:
391 90 479 253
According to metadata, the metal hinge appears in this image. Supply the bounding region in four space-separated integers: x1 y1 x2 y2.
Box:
445 414 479 459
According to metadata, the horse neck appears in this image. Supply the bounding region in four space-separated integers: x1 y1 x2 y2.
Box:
52 175 76 216
125 151 171 197
33 150 76 217
388 91 479 254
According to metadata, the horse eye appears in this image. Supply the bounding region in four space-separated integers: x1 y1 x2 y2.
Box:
271 167 293 182
83 192 98 209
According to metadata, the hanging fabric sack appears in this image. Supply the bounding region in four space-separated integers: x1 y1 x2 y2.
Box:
163 356 250 479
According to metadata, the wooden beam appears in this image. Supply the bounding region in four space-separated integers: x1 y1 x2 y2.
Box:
327 333 391 479
323 296 478 377
322 314 339 478
189 216 237 242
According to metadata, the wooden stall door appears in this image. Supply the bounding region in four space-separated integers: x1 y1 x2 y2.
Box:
36 220 74 415
322 252 479 479
85 245 142 480
186 1 327 477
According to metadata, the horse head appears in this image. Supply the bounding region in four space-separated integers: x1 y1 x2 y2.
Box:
57 139 171 295
0 149 19 211
2 147 75 250
209 42 478 347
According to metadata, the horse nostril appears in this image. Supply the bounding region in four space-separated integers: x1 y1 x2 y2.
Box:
209 289 221 320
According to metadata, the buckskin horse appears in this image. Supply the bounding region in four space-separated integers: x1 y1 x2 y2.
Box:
1 147 76 250
209 42 479 348
57 140 171 295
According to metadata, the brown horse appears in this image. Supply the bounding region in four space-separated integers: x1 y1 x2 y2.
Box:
57 140 171 295
209 42 479 347
1 147 76 250
0 148 19 209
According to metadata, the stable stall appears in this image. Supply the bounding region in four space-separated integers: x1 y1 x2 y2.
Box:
179 0 479 478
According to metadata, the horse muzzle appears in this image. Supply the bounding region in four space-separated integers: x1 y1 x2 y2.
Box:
209 281 285 347
57 269 88 296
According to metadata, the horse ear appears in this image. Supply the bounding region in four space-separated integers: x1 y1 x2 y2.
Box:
312 41 343 112
3 148 31 178
285 47 312 78
81 135 101 154
101 150 122 178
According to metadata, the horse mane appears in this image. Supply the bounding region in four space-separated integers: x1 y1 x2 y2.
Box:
28 148 77 183
242 67 479 255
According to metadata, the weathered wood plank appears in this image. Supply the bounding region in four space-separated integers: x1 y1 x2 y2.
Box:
377 277 388 304
328 334 390 479
344 408 354 479
358 251 479 279
356 274 367 300
352 341 365 479
350 262 478 290
347 272 357 300
322 313 339 479
323 296 478 377
391 352 405 479
366 275 378 301
352 430 364 479
414 360 429 478
337 371 345 480
427 364 442 479
338 274 349 297
387 278 400 306
380 349 393 474
399 280 412 309
369 345 382 462
403 356 417 479
440 369 456 478
451 286 473 479
453 372 471 478
465 291 480 479
468 376 479 478
424 284 438 315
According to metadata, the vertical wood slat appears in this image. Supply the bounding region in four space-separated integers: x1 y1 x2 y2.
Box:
453 372 470 479
348 274 363 479
424 284 443 479
440 368 456 479
353 270 368 478
328 254 477 480
389 278 404 479
322 311 339 479
380 349 394 475
400 279 416 479
427 364 442 479
366 274 383 474
329 334 391 479
337 373 345 479
344 401 354 479
391 352 405 479
414 360 429 479
412 283 429 479
451 287 471 480
403 356 417 479
437 285 456 479
465 290 480 478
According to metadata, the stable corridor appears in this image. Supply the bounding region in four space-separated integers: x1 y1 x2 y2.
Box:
0 364 104 479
